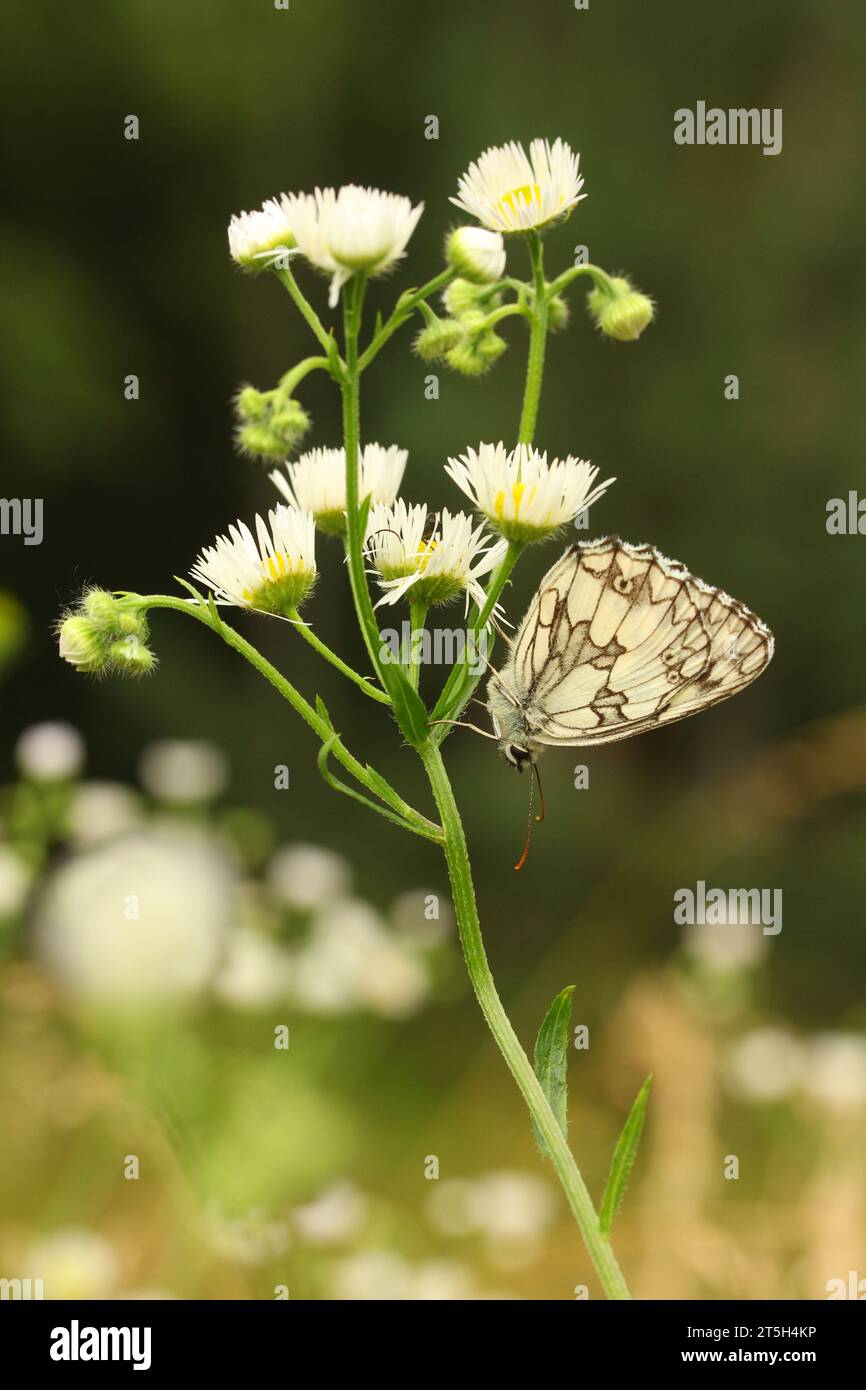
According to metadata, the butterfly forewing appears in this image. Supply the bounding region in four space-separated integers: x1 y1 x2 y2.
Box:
497 537 773 749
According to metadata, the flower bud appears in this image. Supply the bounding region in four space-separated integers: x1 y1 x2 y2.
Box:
446 227 506 285
446 330 506 377
588 276 655 342
443 277 485 318
547 293 570 331
58 616 110 673
270 399 312 447
82 589 121 630
237 422 290 460
58 591 155 678
235 390 311 461
414 318 466 361
109 635 158 676
476 330 507 365
235 386 268 422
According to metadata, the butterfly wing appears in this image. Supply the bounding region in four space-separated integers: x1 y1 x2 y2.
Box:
502 537 773 747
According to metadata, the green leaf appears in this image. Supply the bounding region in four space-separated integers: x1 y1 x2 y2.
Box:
382 662 430 746
599 1074 653 1237
315 694 335 732
316 737 432 840
532 985 575 1158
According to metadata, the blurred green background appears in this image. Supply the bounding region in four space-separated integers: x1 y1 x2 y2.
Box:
1 0 865 1300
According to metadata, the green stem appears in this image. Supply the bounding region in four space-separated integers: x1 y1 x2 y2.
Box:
357 268 455 371
278 356 332 394
546 262 617 301
286 607 389 704
430 539 523 734
408 600 428 691
136 594 437 838
517 232 549 446
274 264 336 356
419 739 632 1299
341 277 386 680
474 302 530 332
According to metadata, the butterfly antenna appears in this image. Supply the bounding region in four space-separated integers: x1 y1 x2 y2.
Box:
514 768 536 872
428 718 498 741
481 652 521 708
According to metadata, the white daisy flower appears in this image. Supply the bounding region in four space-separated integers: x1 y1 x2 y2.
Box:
451 138 584 235
271 444 408 535
445 442 614 543
227 196 300 270
365 500 507 608
447 226 506 284
192 506 316 614
288 185 424 306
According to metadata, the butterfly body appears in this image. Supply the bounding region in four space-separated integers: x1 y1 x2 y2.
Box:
487 536 774 766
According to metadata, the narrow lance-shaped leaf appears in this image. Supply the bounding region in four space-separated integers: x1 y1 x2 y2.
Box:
599 1074 652 1237
532 985 575 1158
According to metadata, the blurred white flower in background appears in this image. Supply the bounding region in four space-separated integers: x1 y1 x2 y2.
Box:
0 842 32 915
207 1205 290 1266
682 918 768 973
26 1228 119 1299
802 1032 866 1112
34 826 235 1005
390 888 454 947
725 1026 805 1103
267 842 351 911
213 925 294 1010
292 1180 367 1247
15 722 85 782
291 898 429 1018
425 1170 557 1268
64 781 142 847
138 739 228 804
330 1250 477 1301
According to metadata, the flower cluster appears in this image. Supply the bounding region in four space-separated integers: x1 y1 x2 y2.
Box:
234 382 311 461
230 185 423 307
58 591 156 677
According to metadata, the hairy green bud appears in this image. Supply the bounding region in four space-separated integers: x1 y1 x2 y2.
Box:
443 277 484 318
58 615 110 673
547 293 570 331
588 276 655 342
414 318 466 361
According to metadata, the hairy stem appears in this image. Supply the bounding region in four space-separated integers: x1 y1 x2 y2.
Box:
430 540 523 736
287 607 389 704
408 599 428 691
419 738 632 1299
357 268 455 370
341 276 386 680
517 232 549 446
137 594 437 837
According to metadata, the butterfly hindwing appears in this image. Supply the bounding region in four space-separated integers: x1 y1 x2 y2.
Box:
498 537 773 747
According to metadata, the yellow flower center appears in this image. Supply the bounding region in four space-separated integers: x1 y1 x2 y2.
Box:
414 537 438 571
493 481 537 519
497 183 543 225
241 551 295 604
